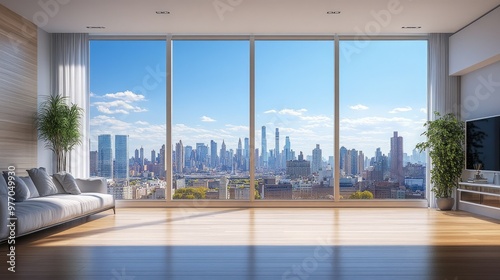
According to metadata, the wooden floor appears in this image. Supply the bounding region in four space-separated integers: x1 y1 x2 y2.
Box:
2 208 500 279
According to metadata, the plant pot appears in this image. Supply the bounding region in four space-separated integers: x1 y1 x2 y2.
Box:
436 197 455 211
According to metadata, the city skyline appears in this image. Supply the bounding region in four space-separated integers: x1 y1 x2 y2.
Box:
90 40 427 161
92 128 425 179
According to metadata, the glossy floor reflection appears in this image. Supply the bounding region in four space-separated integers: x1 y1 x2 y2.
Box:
1 208 500 279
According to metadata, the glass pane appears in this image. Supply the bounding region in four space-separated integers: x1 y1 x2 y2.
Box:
255 40 334 200
172 40 249 200
339 40 427 200
90 40 167 200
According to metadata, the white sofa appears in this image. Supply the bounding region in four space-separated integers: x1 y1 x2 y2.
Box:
0 175 114 243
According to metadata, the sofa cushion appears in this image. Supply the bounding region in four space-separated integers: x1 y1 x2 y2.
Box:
13 195 83 235
2 172 30 202
53 172 82 195
20 176 40 198
0 175 8 240
27 167 59 196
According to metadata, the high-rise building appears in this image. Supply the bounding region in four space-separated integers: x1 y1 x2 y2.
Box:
175 140 184 173
358 151 365 175
284 136 291 161
275 128 280 169
139 146 144 167
196 143 208 167
339 146 347 172
312 144 322 173
210 140 218 168
151 149 156 164
134 149 139 164
184 145 193 168
236 138 243 170
159 144 166 177
98 134 112 179
261 126 268 167
244 137 249 171
220 141 227 168
89 150 98 177
350 149 358 175
390 131 404 185
114 135 129 181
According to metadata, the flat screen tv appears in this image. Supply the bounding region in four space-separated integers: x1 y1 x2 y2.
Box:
466 115 500 171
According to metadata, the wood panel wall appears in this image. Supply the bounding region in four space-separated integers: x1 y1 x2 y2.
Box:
0 4 38 175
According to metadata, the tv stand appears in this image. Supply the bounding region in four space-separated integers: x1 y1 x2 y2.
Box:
457 182 500 220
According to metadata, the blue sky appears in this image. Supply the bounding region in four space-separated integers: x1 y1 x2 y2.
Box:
90 39 427 161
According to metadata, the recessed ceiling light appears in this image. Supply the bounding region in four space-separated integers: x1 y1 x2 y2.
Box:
86 26 105 29
401 26 421 29
327 11 341 14
156 11 170 14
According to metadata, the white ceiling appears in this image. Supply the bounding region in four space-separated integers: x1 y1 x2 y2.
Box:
1 0 499 35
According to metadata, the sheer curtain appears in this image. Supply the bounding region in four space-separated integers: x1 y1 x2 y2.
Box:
427 33 461 207
51 33 89 178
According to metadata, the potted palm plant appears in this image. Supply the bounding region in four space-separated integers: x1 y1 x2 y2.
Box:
416 112 465 210
36 94 83 172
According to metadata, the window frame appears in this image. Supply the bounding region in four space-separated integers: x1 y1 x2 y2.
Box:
89 34 429 208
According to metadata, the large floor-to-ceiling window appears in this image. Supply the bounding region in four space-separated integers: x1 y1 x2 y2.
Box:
255 40 334 200
172 40 249 200
90 40 167 200
339 40 428 200
89 36 427 204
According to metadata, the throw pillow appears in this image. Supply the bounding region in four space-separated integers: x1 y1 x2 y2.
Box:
20 176 40 198
53 172 81 195
2 172 31 202
27 167 59 196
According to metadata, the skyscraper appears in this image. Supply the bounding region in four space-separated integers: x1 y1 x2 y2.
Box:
89 150 98 177
210 140 218 168
139 146 144 167
98 134 112 179
114 135 129 181
220 141 227 168
390 131 404 185
184 145 193 168
244 137 249 171
312 144 322 173
175 140 184 173
151 149 156 164
261 126 267 167
159 144 166 177
275 128 280 169
339 146 347 172
236 138 243 170
284 136 291 161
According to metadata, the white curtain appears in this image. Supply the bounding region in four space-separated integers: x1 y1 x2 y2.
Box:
428 33 461 119
51 33 90 178
427 33 461 207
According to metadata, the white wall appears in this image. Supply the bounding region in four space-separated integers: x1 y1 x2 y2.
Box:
37 28 53 173
460 60 500 181
449 6 500 76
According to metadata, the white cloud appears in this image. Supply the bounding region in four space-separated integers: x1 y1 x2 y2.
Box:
264 109 277 114
201 116 216 122
91 90 147 114
103 90 146 102
263 108 307 116
278 108 307 116
225 124 249 132
300 115 331 123
94 100 147 114
350 104 369 110
389 106 412 114
420 108 427 114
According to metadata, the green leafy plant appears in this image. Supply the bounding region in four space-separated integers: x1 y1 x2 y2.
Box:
415 112 465 198
349 190 374 199
36 94 83 172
